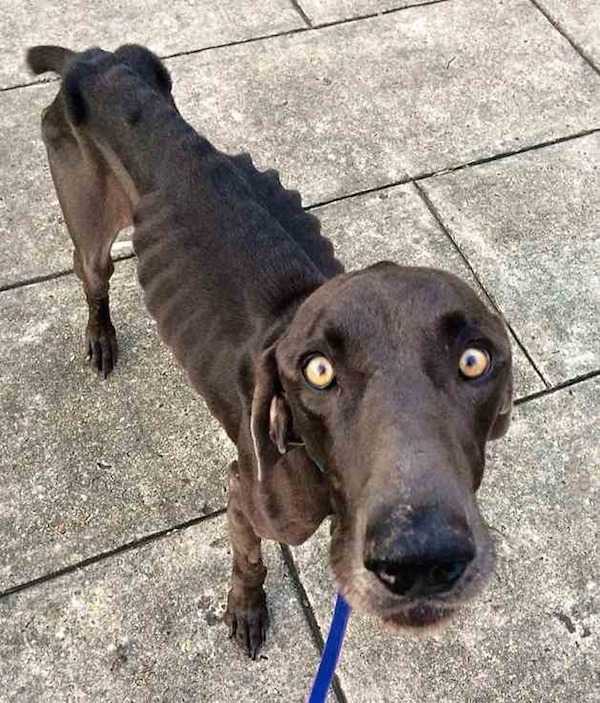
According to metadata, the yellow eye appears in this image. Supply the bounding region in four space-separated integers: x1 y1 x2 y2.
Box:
303 355 335 389
459 348 491 379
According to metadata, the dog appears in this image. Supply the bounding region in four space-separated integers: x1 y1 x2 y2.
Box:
27 44 513 659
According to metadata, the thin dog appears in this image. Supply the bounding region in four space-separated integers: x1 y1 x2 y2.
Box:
27 44 513 659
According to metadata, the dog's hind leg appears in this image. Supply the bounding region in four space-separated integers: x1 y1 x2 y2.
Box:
41 95 132 378
225 461 269 659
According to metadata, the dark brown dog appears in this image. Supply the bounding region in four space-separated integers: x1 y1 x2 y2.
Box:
28 44 513 658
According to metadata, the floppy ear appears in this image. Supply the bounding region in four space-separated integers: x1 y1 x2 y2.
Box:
250 347 292 480
488 373 513 440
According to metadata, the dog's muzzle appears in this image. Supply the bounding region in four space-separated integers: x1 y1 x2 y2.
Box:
363 505 475 599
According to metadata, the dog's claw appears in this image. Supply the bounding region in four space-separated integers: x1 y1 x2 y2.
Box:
225 591 269 660
85 324 118 379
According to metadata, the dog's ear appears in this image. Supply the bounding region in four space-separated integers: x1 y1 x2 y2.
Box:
488 373 513 440
250 347 292 480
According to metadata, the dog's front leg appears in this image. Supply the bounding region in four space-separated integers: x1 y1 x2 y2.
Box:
224 461 269 659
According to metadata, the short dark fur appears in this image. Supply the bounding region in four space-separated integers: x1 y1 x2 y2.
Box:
28 45 513 659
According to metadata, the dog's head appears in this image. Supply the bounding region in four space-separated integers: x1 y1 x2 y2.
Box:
252 262 512 628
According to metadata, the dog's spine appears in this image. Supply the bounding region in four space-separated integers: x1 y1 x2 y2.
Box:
26 45 74 76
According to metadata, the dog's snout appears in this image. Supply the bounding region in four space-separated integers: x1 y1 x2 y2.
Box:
364 507 475 598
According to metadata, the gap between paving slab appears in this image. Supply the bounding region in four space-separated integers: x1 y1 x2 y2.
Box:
529 0 600 77
0 0 453 93
0 509 226 601
295 0 448 27
166 0 600 203
0 258 235 592
413 181 549 389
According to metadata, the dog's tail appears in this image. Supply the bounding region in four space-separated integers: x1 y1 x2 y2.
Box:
26 45 74 76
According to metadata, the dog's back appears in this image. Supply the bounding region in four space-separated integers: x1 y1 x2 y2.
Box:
27 44 342 413
28 45 341 280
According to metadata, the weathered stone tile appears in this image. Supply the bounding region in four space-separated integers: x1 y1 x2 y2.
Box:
171 0 600 202
298 0 434 25
0 0 302 89
293 378 600 702
534 0 600 68
0 516 324 702
4 0 600 287
421 134 600 383
0 259 234 590
313 184 544 395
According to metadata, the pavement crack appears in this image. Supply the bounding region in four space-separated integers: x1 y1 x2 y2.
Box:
280 544 349 703
0 507 226 601
289 0 313 27
413 127 600 182
1 0 451 93
0 252 135 294
528 0 600 79
514 369 600 406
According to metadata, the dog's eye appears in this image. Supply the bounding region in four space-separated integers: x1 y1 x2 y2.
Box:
459 348 490 379
303 355 335 389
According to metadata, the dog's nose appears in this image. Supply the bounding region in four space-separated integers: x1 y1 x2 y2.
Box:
364 507 475 598
366 556 471 597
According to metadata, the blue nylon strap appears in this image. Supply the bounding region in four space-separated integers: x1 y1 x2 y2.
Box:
307 594 351 702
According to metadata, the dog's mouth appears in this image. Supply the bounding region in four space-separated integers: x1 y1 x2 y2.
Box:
338 575 458 632
329 515 495 631
382 603 454 629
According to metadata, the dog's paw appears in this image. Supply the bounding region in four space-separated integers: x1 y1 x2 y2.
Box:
85 322 118 379
225 589 269 660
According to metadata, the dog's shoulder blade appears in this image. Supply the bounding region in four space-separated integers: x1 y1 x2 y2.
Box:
228 152 344 278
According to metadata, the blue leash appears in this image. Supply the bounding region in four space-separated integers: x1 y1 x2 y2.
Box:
307 594 351 702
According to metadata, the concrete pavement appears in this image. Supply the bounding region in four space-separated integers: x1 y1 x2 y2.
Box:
1 1 598 700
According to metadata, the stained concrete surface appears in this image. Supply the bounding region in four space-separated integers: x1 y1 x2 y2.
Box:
1 0 598 700
0 516 327 702
0 0 303 90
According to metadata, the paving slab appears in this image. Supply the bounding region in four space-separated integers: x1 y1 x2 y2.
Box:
420 134 600 384
298 0 435 25
0 259 235 591
312 184 543 395
0 515 326 702
0 0 303 90
293 378 600 702
534 0 600 69
5 0 600 287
